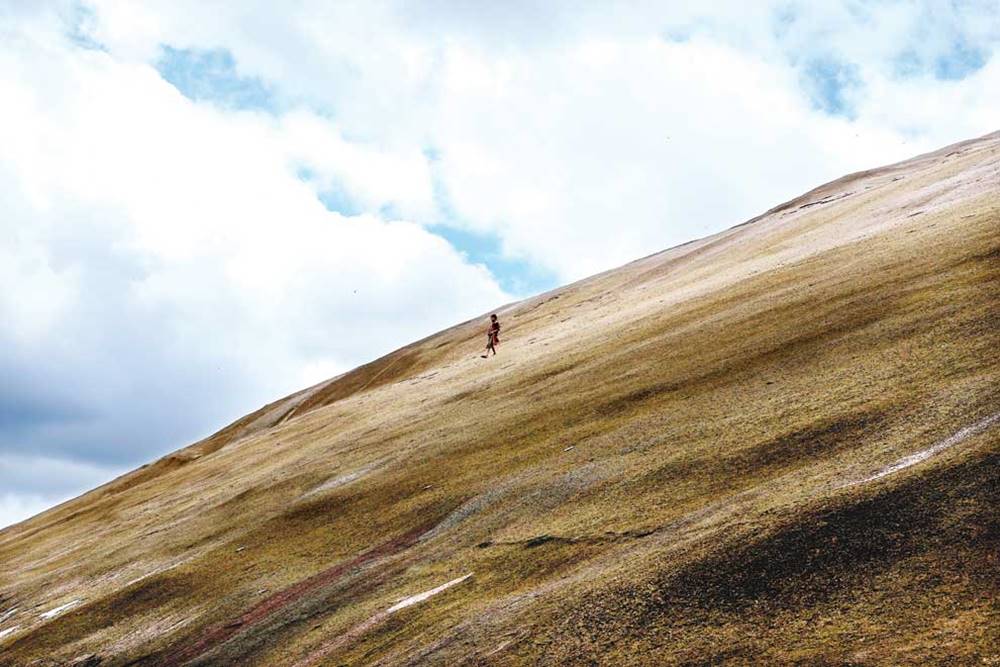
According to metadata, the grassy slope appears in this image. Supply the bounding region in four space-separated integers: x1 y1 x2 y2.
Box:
0 132 998 666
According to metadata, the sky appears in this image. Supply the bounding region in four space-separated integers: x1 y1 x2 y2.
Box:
1 1 998 529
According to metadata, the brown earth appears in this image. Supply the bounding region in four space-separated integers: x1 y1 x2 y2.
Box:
1 131 998 666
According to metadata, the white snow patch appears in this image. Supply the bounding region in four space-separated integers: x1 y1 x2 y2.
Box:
0 607 16 623
386 574 473 614
850 412 1000 486
299 463 378 500
39 599 82 619
0 625 20 641
123 557 192 588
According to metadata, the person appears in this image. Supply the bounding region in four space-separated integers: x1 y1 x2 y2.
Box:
482 314 500 358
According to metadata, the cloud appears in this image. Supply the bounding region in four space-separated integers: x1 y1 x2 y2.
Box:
2 0 998 527
0 7 508 525
76 0 999 279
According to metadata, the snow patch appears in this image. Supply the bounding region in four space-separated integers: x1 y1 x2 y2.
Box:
0 625 20 641
850 412 1000 486
299 463 378 500
0 607 16 624
387 573 473 614
124 557 192 588
40 599 82 620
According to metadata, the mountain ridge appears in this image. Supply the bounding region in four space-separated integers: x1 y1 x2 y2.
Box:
1 130 997 666
7 130 995 532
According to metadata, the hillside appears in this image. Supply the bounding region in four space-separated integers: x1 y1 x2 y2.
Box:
1 131 998 666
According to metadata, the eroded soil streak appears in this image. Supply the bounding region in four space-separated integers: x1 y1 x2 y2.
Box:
159 519 437 665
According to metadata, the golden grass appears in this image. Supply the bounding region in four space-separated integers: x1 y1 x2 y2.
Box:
0 131 997 666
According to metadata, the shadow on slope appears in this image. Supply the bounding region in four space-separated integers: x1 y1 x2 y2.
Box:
542 447 998 665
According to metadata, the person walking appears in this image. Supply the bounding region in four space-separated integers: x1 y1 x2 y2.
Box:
482 314 501 358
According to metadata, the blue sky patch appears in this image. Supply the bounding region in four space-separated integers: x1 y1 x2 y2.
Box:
300 156 553 295
429 225 557 297
800 57 861 118
156 46 276 111
934 38 988 80
893 33 989 81
318 188 365 217
65 4 105 51
423 147 556 297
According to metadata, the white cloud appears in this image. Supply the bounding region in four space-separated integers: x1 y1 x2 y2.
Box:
425 36 916 278
280 110 437 220
1 1 998 527
0 8 508 528
76 0 1000 278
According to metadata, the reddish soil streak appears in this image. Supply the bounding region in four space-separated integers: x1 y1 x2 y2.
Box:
294 574 473 666
159 520 437 666
294 610 391 667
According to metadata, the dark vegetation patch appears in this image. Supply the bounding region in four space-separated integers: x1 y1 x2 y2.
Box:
594 381 683 417
2 570 198 662
209 473 329 531
961 242 1000 267
522 363 578 388
595 409 890 535
470 539 611 605
590 275 902 421
94 572 197 623
259 486 369 539
646 410 886 484
525 535 558 548
724 410 887 474
552 450 999 661
649 451 997 613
